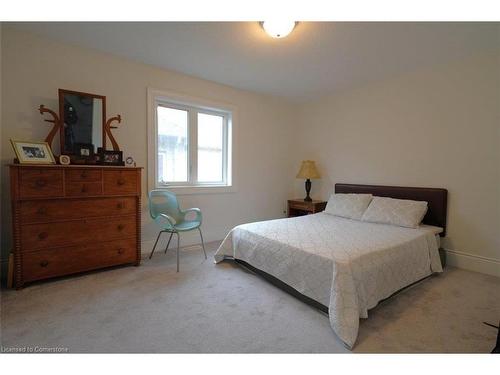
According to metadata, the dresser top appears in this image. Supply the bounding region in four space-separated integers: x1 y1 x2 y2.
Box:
9 164 142 169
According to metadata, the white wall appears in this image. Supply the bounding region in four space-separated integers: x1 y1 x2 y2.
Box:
0 28 297 260
2 27 498 277
294 53 500 276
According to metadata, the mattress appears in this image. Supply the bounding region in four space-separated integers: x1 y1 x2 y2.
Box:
214 212 443 348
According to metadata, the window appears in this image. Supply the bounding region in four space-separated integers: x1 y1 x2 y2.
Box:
157 106 189 183
149 90 234 193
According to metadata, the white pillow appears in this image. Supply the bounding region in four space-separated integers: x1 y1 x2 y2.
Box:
324 193 373 220
361 196 428 228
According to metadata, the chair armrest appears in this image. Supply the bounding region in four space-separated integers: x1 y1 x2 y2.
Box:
182 208 202 224
154 213 176 230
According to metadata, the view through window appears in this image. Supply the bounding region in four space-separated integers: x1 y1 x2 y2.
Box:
155 99 231 188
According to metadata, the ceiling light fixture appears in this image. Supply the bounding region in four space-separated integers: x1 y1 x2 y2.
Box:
261 21 297 39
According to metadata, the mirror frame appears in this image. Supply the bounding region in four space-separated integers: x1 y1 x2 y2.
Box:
58 89 107 154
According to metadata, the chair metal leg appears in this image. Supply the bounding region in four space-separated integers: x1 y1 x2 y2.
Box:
176 232 180 272
198 227 207 259
164 232 174 254
149 231 164 259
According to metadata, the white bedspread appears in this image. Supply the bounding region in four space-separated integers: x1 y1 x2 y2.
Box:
214 212 443 348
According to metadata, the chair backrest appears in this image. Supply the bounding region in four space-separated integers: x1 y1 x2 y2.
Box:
148 190 183 222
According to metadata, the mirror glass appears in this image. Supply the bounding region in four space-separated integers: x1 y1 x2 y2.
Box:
59 90 105 154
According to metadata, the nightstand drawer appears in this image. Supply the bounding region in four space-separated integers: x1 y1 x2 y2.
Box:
289 201 311 211
288 199 327 217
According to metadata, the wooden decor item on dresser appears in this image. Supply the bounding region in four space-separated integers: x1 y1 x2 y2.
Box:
10 164 142 289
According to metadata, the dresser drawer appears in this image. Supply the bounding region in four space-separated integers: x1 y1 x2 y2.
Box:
19 169 64 199
21 216 136 251
103 170 138 195
65 168 102 182
65 182 103 197
22 239 137 282
20 197 137 223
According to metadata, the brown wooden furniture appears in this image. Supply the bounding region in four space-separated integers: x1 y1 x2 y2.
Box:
9 164 142 289
287 199 327 217
38 89 123 156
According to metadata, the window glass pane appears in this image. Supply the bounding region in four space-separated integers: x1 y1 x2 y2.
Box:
157 106 188 183
198 113 224 182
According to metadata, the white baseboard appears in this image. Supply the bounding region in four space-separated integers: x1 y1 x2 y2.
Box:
444 248 500 277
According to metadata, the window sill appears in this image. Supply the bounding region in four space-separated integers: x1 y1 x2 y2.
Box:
155 185 237 195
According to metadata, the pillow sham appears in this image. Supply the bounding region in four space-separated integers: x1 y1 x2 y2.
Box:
324 193 373 220
361 196 428 228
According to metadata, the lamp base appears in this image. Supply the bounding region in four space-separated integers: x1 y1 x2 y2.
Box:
304 179 312 202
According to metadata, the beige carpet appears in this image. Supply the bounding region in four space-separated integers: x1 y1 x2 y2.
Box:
1 241 499 353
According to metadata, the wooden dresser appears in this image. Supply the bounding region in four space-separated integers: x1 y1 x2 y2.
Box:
9 165 142 289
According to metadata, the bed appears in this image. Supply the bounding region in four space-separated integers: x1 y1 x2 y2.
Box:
214 183 448 348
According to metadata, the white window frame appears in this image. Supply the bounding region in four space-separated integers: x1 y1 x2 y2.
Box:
147 88 237 195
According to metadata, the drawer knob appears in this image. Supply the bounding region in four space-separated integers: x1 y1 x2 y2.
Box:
40 260 49 268
80 172 87 178
117 178 125 186
35 178 47 188
117 224 125 231
117 202 124 209
81 185 87 193
117 248 125 254
37 207 47 215
38 232 48 240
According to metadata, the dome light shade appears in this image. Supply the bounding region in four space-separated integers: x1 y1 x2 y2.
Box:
262 21 297 38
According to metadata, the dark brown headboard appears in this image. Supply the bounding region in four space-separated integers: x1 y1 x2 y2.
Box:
335 183 448 236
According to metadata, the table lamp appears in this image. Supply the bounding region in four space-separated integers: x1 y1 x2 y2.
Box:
296 160 321 202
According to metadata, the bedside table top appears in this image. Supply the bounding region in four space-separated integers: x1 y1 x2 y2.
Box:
288 199 326 205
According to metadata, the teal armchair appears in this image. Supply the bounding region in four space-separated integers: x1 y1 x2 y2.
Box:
148 189 207 271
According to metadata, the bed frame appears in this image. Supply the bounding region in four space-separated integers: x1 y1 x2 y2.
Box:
232 183 448 315
335 183 448 236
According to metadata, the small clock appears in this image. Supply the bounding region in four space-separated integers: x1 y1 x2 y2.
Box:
126 156 136 167
59 155 71 165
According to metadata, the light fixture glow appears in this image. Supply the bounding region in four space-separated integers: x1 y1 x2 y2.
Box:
262 21 297 39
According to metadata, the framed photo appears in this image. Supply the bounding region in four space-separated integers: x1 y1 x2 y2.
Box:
74 143 94 158
99 148 124 166
10 140 56 165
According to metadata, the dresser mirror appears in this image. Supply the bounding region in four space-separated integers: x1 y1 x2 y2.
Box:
59 89 106 155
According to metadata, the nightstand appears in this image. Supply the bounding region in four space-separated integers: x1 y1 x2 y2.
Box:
287 199 327 217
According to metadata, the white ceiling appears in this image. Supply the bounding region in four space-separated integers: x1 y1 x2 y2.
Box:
7 22 500 101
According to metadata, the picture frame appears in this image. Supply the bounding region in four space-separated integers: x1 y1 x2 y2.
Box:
74 143 94 158
10 140 56 165
98 148 124 166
